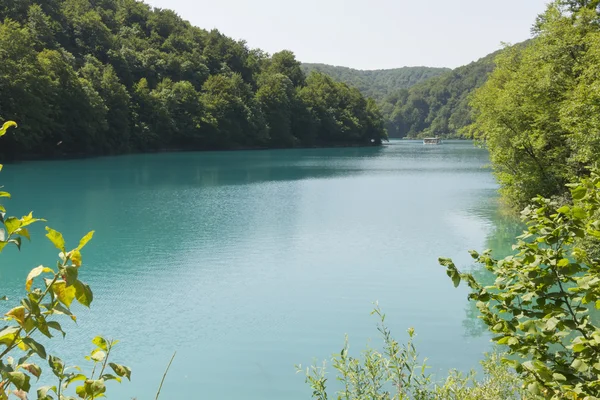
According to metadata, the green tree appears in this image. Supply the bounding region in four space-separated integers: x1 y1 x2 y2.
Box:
256 73 296 147
470 2 600 207
201 73 267 148
0 0 386 159
268 50 306 87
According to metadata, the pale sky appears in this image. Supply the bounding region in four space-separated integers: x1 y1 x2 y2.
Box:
144 0 550 70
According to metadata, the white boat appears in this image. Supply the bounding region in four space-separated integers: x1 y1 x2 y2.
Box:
423 137 441 145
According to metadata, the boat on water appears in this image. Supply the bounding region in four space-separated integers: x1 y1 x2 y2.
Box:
423 137 441 145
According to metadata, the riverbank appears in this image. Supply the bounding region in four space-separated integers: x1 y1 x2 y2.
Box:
1 140 386 164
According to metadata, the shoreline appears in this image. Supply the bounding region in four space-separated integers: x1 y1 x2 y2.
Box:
1 141 386 164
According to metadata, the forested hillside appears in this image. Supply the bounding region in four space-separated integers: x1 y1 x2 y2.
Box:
469 1 600 208
380 51 499 138
0 0 386 160
301 64 449 101
303 53 499 139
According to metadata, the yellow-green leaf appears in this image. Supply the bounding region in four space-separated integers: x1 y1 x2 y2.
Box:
92 336 108 351
70 250 82 267
0 121 17 137
45 227 65 252
76 231 94 251
557 258 569 267
51 281 77 307
5 217 22 235
5 306 26 325
0 326 19 346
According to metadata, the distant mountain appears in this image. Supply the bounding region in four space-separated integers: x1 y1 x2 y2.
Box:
302 49 513 139
301 64 450 101
380 51 500 138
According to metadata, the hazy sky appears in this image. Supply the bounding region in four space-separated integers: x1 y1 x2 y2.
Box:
144 0 550 70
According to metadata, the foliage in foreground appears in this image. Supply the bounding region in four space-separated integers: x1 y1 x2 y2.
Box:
0 121 131 399
298 305 524 400
441 169 600 399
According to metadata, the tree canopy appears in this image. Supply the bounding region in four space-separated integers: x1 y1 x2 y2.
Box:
470 1 600 207
0 0 387 160
379 51 501 138
301 64 449 101
302 53 501 139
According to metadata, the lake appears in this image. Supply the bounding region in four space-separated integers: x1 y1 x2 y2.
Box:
0 140 521 399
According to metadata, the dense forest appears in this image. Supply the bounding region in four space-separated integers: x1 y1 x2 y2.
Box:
304 53 499 139
0 0 386 160
469 0 600 208
301 64 448 101
379 51 499 138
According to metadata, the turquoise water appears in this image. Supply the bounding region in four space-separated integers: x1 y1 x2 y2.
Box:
0 140 521 399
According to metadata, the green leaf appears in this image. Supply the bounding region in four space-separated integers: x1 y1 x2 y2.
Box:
45 227 65 252
75 384 86 398
6 306 26 325
109 363 132 380
595 300 600 310
37 385 57 399
557 258 570 267
572 206 586 220
92 336 108 351
74 281 93 307
64 373 86 387
47 321 66 338
527 382 540 395
83 379 106 396
15 228 30 241
451 273 461 288
571 186 587 200
48 355 64 378
76 231 94 251
545 317 559 331
22 337 47 359
0 326 20 346
9 237 21 250
553 373 567 382
573 343 586 352
571 359 589 373
49 303 77 322
5 217 22 235
101 373 121 382
8 372 30 392
63 266 78 287
557 205 570 214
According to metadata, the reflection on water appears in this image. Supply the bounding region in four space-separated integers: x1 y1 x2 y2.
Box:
0 140 521 399
459 195 524 338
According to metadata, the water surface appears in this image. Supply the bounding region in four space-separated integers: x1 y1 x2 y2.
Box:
0 140 520 399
